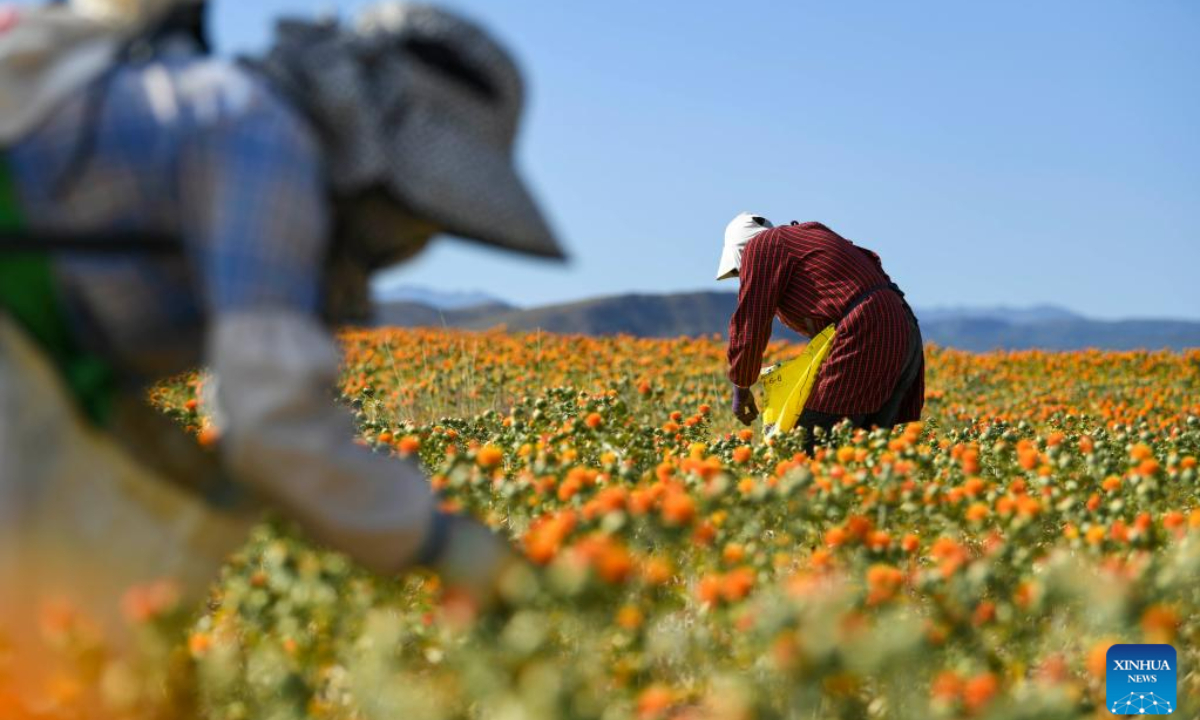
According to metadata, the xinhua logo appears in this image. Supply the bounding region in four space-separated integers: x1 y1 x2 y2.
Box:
1107 644 1177 715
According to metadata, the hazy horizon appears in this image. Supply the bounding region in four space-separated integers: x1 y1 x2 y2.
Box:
371 281 1200 324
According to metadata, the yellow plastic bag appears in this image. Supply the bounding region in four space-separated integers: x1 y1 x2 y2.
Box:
758 324 837 439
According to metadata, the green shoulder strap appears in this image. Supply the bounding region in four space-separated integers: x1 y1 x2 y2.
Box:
0 155 115 425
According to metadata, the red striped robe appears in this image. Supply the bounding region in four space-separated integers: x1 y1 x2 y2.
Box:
727 222 924 422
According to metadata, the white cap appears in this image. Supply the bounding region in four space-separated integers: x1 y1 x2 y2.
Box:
715 212 773 281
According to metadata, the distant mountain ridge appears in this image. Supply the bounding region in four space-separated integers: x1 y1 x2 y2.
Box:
370 282 511 311
916 305 1083 325
371 291 1200 352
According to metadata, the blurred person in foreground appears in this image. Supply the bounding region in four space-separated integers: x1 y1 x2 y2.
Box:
716 213 924 446
0 0 560 711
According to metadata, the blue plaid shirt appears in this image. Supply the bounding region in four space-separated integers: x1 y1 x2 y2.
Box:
8 45 330 381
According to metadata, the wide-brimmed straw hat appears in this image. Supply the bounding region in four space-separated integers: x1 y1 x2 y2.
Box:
259 2 564 260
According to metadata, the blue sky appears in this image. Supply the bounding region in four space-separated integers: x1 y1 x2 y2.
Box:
35 1 1200 318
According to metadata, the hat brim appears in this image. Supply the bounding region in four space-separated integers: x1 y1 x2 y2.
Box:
385 119 566 261
715 244 740 281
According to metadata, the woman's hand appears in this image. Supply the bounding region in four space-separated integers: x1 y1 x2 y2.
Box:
732 385 759 426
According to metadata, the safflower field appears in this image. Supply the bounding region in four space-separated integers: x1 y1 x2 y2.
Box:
133 330 1200 718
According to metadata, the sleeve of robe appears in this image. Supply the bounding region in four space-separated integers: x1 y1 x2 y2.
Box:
727 230 792 389
177 65 442 574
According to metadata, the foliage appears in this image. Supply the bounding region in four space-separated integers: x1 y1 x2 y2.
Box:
55 331 1200 718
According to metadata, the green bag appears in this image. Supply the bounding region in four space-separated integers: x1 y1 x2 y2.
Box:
0 156 115 425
